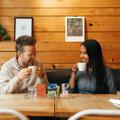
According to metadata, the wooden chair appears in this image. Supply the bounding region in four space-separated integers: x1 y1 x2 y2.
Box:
0 108 29 120
68 109 120 120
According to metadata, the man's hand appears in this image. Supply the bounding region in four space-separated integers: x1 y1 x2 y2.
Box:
17 68 32 81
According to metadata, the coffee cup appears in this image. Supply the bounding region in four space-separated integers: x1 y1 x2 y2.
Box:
28 66 37 76
117 91 120 97
77 62 86 71
62 83 69 95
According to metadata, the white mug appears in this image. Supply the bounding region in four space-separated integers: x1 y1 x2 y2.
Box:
77 62 86 71
28 66 37 76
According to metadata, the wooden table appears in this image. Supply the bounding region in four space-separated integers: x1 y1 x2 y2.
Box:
0 93 120 120
55 94 120 119
0 94 54 117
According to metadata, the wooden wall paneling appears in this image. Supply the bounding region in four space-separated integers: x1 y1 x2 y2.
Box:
86 32 120 43
33 31 120 43
0 42 15 51
0 0 120 69
106 63 120 69
0 0 120 8
0 50 119 65
0 42 80 51
0 51 119 69
0 51 80 64
103 52 120 63
0 52 15 64
0 42 119 52
43 63 120 69
6 31 120 43
1 17 120 32
36 52 80 64
1 8 120 16
43 63 73 69
36 42 80 51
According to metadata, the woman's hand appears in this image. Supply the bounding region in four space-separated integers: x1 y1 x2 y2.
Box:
72 64 78 73
69 64 78 89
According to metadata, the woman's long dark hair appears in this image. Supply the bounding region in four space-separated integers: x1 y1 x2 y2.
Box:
81 39 108 93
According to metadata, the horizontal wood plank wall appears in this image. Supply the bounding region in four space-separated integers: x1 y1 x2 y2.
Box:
0 0 120 69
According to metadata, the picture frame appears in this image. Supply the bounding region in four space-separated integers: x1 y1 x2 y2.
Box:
14 17 33 40
65 16 85 42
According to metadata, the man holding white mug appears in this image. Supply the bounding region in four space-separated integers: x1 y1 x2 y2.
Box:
0 35 48 94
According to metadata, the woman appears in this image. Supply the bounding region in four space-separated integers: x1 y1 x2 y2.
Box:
69 39 116 94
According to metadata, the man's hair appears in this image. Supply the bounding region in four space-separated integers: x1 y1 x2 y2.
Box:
15 35 36 53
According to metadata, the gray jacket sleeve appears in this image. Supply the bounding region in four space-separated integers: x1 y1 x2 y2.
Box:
106 67 117 94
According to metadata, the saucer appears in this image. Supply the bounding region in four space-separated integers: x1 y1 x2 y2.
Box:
113 103 120 108
109 98 120 108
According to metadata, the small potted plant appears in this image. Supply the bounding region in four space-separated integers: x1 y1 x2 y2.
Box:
0 24 11 41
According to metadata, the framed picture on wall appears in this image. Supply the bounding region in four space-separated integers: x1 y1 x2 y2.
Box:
14 17 33 41
65 16 85 42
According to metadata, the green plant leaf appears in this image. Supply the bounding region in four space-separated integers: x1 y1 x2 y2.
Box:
4 34 11 41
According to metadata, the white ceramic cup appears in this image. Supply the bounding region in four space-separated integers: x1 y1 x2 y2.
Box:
28 66 37 76
77 62 86 71
62 83 69 95
117 91 120 97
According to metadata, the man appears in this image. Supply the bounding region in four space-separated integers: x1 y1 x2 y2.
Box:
0 35 48 94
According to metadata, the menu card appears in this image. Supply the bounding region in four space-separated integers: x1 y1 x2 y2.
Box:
47 83 58 97
36 83 46 97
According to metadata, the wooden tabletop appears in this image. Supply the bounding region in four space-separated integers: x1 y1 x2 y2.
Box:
0 93 120 119
55 94 119 117
0 94 54 117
